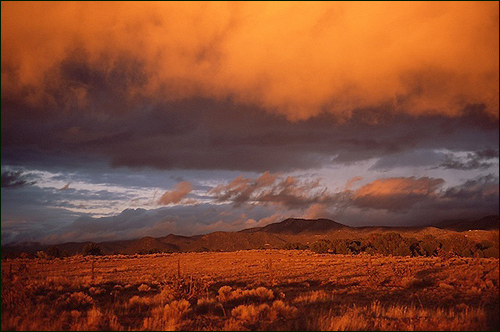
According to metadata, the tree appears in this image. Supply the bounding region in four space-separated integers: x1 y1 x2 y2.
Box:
310 239 331 254
283 242 308 250
442 234 473 257
419 235 441 256
370 232 411 256
83 243 103 256
332 239 349 254
45 245 63 258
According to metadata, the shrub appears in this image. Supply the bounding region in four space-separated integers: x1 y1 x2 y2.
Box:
283 242 308 250
138 284 151 292
36 251 51 259
196 297 217 314
164 276 210 301
483 247 499 258
231 301 298 328
232 303 270 325
217 286 274 303
217 286 233 303
143 299 191 330
56 292 94 310
253 287 274 301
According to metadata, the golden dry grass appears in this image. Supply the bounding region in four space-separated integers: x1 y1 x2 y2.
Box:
1 250 498 330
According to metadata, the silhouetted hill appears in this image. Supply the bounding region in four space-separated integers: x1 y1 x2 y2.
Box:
2 215 498 258
241 218 348 234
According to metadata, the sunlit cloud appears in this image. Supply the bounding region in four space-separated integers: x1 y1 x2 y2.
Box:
157 181 193 205
352 177 445 211
2 2 498 121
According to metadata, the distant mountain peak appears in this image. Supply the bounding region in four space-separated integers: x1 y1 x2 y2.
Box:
241 217 349 234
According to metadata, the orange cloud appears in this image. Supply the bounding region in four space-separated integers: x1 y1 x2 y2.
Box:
157 181 192 205
2 2 498 120
353 177 445 211
59 182 70 190
345 176 363 190
302 203 328 219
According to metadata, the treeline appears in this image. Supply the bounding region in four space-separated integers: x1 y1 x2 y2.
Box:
285 232 499 258
5 244 181 259
4 232 499 259
31 243 103 259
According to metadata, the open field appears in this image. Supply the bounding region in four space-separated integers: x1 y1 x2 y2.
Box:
2 250 499 330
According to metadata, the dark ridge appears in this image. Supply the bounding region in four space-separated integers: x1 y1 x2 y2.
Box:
434 215 499 231
2 215 497 258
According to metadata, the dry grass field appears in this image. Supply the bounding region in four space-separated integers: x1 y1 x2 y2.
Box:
2 250 498 331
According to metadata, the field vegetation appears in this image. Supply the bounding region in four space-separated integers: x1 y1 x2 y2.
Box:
2 249 498 330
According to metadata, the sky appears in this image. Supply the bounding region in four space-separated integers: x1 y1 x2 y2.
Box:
1 1 499 245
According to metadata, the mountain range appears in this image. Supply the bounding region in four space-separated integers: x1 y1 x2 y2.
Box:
2 215 498 257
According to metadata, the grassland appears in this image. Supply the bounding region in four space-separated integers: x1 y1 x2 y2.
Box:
2 250 498 330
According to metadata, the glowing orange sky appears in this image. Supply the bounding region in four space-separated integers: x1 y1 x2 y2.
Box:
2 1 498 120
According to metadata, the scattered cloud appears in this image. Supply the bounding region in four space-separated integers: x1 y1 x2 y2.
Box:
157 181 192 205
210 172 332 208
1 170 36 188
345 176 363 190
301 203 329 220
59 182 70 190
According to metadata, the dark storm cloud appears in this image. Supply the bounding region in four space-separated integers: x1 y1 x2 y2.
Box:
369 150 445 171
442 174 499 201
1 170 36 188
437 149 499 171
2 94 498 173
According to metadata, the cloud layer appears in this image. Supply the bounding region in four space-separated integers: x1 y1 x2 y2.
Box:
2 2 498 121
